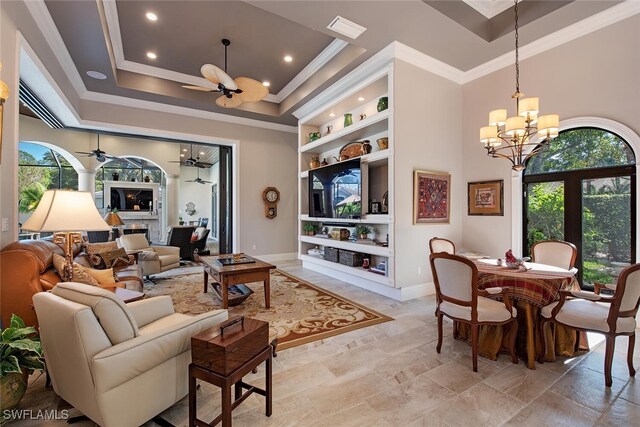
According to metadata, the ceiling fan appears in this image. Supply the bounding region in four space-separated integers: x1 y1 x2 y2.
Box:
75 134 118 162
182 38 269 109
169 144 212 168
185 168 212 185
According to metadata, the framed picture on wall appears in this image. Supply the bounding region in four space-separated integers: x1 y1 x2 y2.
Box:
468 180 504 216
413 170 450 224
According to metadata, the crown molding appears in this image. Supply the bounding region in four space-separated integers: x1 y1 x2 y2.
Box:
462 0 640 83
393 42 465 84
101 0 346 104
23 0 87 98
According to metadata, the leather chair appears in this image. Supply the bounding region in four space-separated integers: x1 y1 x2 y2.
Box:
33 282 228 427
540 263 639 387
166 226 196 260
190 227 210 259
429 237 456 254
117 234 180 280
429 253 518 371
531 240 578 275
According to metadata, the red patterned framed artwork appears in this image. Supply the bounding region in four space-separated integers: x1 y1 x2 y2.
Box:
413 170 450 224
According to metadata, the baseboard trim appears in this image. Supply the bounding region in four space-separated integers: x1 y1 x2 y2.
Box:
302 260 433 301
253 252 298 263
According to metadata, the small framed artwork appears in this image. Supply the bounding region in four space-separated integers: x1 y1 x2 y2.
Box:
413 170 451 224
468 180 504 216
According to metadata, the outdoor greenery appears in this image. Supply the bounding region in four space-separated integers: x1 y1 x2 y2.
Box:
526 128 634 285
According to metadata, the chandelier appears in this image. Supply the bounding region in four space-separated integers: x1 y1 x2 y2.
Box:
480 0 559 172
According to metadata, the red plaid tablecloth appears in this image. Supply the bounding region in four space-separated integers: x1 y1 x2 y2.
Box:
474 260 579 307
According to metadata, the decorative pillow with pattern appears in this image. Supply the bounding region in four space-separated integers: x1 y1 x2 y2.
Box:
85 242 119 269
52 253 99 286
100 248 131 268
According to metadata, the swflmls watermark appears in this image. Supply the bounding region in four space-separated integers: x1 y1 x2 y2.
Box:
2 409 69 421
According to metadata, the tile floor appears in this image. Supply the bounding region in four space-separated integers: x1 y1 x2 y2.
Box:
14 260 639 426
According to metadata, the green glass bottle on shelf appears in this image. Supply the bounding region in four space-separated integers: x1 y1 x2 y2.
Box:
377 96 388 112
344 113 353 127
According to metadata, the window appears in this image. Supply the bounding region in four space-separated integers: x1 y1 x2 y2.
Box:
524 127 636 288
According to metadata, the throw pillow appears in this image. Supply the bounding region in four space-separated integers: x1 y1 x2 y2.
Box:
85 241 119 269
191 233 198 242
84 267 117 286
99 248 131 268
195 227 207 240
52 254 99 286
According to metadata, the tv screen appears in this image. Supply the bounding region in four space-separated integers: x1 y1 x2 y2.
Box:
110 188 153 211
309 159 362 218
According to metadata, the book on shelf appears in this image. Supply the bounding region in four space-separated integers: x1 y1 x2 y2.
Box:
369 267 387 275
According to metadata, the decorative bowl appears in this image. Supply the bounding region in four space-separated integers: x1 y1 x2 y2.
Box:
307 248 324 257
376 137 389 150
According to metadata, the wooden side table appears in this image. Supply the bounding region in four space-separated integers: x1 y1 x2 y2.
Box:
189 317 273 427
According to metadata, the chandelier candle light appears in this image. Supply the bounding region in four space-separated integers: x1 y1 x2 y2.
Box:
480 0 559 171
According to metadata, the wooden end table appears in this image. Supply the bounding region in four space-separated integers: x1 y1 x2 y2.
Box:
105 287 145 303
200 255 276 309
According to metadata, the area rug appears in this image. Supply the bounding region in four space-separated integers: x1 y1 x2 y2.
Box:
143 268 392 350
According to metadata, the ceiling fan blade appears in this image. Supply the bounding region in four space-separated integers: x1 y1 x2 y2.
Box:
182 85 218 92
235 77 268 103
75 151 95 156
201 64 237 90
216 94 243 109
195 162 213 168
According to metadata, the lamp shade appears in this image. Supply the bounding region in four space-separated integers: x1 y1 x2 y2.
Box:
0 80 9 102
489 109 507 126
538 114 559 139
505 116 526 137
104 211 125 226
22 190 110 232
518 97 539 117
480 126 499 146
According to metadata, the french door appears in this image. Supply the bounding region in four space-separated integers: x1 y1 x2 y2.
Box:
524 165 636 288
218 146 233 254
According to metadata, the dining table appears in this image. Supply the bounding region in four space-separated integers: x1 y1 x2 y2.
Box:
460 258 582 369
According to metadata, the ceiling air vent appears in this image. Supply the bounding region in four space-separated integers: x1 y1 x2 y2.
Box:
19 79 64 129
326 16 366 40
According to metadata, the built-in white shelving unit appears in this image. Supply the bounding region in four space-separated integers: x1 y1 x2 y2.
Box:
297 66 396 293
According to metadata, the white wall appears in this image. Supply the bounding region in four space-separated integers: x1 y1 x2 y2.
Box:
178 165 213 224
461 15 640 258
394 60 463 287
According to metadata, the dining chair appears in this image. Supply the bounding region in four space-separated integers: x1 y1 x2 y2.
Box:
531 240 578 274
429 253 518 371
429 237 455 254
539 263 639 387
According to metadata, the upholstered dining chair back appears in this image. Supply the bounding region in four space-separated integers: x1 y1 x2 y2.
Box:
531 240 577 270
430 254 475 303
617 264 640 313
429 237 455 254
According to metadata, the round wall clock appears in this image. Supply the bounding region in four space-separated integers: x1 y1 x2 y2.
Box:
262 187 280 219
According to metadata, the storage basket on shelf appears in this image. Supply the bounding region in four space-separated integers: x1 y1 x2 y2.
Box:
323 247 339 263
339 250 365 267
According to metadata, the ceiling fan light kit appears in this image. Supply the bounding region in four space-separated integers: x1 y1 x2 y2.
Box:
480 0 559 171
75 134 118 163
182 39 268 109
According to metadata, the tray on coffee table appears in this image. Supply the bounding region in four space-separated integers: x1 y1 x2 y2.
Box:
210 283 254 306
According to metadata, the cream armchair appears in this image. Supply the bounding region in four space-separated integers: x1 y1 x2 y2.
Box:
33 282 228 427
117 233 180 281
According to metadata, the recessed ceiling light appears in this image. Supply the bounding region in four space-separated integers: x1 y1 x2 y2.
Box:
262 81 270 87
329 113 335 117
146 52 157 60
358 97 365 101
86 70 107 80
284 55 293 63
180 154 185 157
200 152 205 155
182 148 187 152
145 12 158 21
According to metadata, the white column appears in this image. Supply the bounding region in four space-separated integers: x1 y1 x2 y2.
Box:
77 169 97 199
165 175 179 226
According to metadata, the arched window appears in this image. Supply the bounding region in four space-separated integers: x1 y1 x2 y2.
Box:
524 127 636 288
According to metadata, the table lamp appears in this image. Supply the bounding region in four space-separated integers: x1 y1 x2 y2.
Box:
22 190 110 280
103 210 124 226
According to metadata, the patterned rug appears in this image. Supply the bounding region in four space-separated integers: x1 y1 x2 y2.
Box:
144 267 392 350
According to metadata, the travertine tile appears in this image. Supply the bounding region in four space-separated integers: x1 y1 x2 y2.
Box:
595 397 640 426
550 365 625 412
308 402 385 427
425 358 500 393
503 390 602 427
619 378 639 404
321 343 387 378
428 382 525 427
483 362 562 403
373 348 446 385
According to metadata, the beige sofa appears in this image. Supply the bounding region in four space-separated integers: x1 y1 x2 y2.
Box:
117 234 180 280
33 282 228 427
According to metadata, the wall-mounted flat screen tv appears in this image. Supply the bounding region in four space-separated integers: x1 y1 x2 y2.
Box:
308 159 364 218
110 188 153 211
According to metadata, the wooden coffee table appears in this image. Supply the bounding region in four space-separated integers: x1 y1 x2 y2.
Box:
200 255 275 309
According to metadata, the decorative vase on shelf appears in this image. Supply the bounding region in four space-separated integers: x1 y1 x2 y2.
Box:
144 175 150 182
321 158 328 166
377 96 388 112
362 140 372 154
310 156 320 169
112 172 119 181
344 113 353 127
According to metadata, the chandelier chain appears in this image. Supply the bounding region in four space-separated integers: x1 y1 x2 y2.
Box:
514 0 520 95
